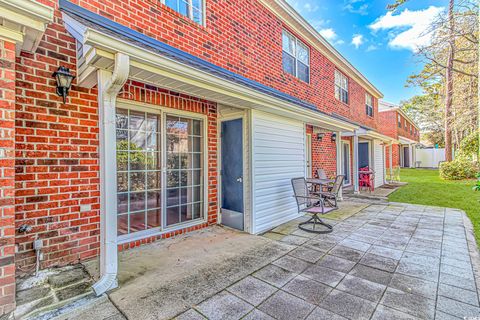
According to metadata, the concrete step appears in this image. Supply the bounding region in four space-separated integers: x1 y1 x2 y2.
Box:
14 266 95 320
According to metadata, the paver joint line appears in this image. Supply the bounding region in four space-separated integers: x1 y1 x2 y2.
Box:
85 201 480 320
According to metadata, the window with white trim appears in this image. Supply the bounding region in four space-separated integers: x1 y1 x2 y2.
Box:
365 93 373 117
335 70 349 104
282 30 310 83
163 0 204 25
115 107 205 237
398 114 401 128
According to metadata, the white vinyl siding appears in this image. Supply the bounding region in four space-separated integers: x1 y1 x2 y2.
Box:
373 140 385 188
251 110 305 234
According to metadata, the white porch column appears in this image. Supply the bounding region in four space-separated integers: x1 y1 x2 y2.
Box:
93 53 130 296
353 131 359 194
389 144 393 182
335 131 343 200
383 144 387 185
410 143 416 168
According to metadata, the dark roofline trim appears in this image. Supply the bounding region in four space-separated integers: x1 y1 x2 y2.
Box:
59 0 329 114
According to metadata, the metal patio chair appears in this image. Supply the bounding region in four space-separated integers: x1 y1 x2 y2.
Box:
317 169 328 179
291 177 336 234
317 175 345 208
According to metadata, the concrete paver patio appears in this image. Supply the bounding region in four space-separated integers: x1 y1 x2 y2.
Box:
55 201 480 320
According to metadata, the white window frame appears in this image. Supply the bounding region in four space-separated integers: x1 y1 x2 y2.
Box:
282 29 310 83
365 93 373 117
116 99 209 244
398 114 402 128
161 0 206 26
335 70 349 104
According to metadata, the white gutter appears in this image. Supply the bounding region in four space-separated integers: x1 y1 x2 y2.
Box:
92 52 130 296
259 0 383 99
398 135 419 145
62 13 358 132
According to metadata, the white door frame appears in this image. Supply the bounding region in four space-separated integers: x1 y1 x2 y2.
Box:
306 133 312 178
341 140 352 186
217 110 251 232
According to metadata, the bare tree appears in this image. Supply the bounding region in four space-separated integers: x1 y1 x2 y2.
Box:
445 0 455 161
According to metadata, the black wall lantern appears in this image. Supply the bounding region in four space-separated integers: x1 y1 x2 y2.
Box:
53 66 75 104
316 132 325 141
331 133 337 142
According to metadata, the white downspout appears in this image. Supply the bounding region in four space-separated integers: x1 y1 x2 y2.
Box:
353 131 359 194
389 144 393 183
92 53 130 296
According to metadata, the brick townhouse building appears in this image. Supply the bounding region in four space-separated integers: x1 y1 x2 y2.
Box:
378 101 420 170
0 0 399 315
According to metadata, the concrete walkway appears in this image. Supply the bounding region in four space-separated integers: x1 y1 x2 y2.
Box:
54 202 480 320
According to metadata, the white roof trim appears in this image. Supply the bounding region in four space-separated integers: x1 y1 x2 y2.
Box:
399 136 418 144
0 0 53 55
258 0 383 99
343 128 398 143
63 12 359 132
379 100 420 130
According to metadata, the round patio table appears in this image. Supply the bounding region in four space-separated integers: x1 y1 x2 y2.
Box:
306 178 335 193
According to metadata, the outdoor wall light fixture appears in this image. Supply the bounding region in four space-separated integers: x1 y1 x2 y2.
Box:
331 133 337 142
316 132 325 141
53 66 75 104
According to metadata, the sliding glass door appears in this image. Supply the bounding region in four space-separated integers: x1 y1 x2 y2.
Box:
165 115 204 226
115 106 205 239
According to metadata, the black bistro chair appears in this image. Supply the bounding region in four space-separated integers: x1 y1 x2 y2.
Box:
291 177 337 234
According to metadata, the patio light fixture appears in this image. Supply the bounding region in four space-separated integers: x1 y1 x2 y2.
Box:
316 132 325 141
53 66 75 104
331 133 337 142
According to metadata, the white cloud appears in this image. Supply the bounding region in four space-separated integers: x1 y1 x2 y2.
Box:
303 2 319 13
287 0 318 14
351 34 364 49
344 0 369 16
366 44 378 52
311 19 330 31
369 6 444 52
319 28 337 41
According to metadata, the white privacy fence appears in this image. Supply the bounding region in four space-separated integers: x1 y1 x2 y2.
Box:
415 148 446 168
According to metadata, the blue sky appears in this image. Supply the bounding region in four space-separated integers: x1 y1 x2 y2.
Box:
286 0 448 104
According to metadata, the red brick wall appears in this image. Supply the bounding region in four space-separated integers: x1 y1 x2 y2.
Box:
14 11 100 272
378 110 398 140
379 110 419 142
14 13 218 271
306 126 337 179
397 113 420 142
58 0 378 129
0 39 16 316
385 144 400 169
116 81 218 251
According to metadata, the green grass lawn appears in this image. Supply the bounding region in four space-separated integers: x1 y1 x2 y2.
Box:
389 168 480 244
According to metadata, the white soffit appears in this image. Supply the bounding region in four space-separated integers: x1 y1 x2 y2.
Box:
62 13 358 132
259 0 383 99
0 0 54 55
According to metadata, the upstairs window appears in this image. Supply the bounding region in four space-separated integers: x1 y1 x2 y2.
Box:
282 30 310 83
398 115 401 128
335 70 349 104
365 93 373 117
163 0 204 25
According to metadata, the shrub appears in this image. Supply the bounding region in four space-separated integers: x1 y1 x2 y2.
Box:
439 158 479 180
459 130 479 158
474 173 480 192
